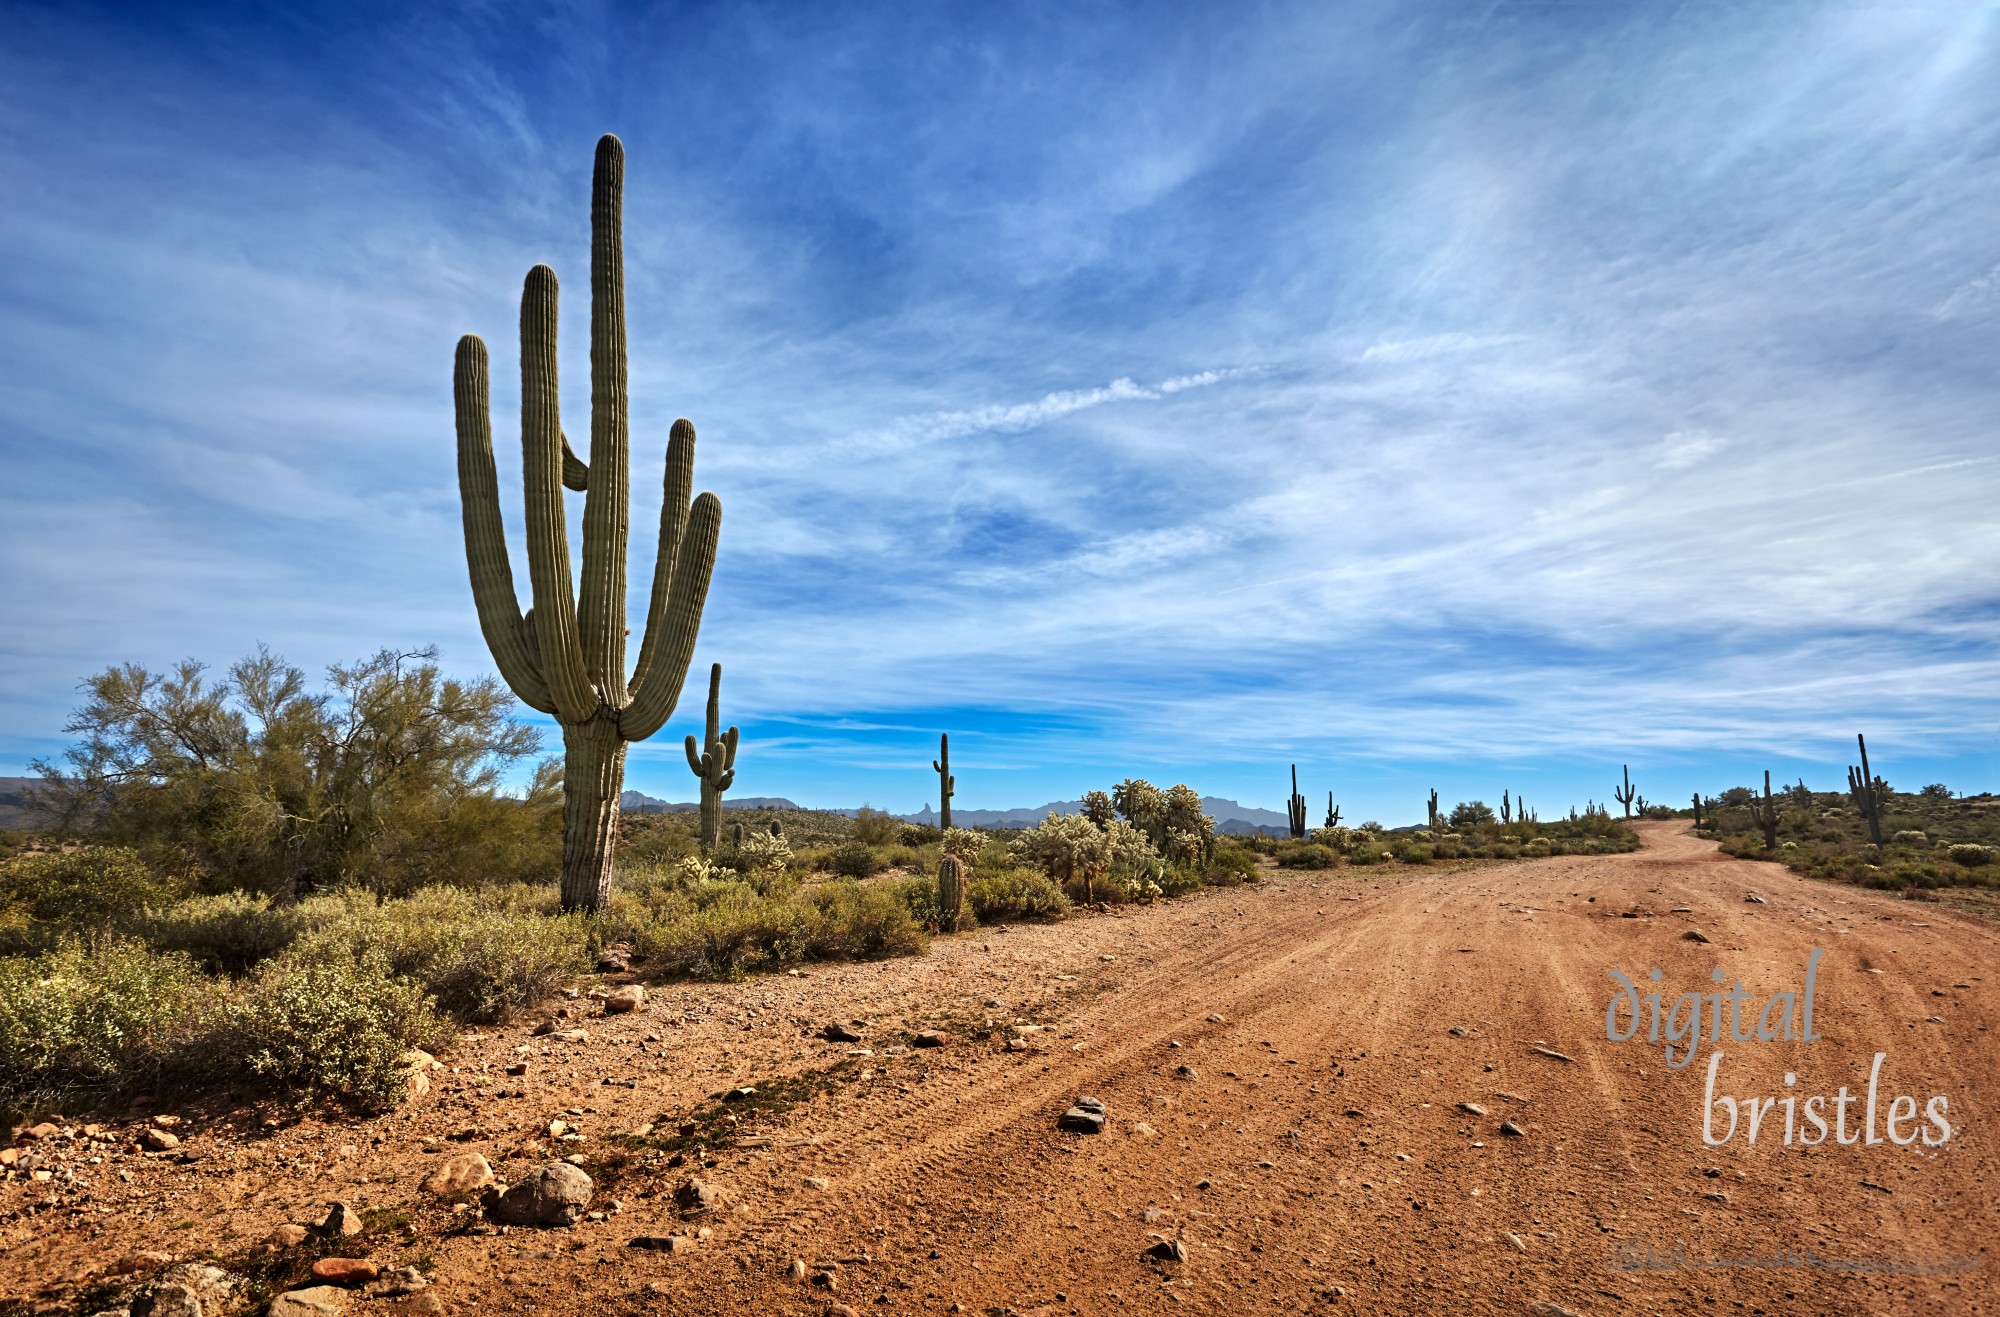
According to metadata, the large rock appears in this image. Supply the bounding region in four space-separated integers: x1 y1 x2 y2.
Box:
493 1162 593 1226
1058 1095 1107 1134
310 1258 379 1287
268 1286 351 1317
603 985 645 1014
318 1202 364 1238
421 1152 495 1198
132 1286 201 1317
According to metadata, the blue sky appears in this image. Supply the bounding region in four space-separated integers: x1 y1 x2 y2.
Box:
3 1 1998 824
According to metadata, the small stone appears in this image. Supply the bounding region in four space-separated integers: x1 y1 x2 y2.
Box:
152 1114 181 1128
1174 1064 1198 1080
676 1176 728 1214
319 1202 364 1237
596 946 632 972
547 1119 569 1138
724 1086 756 1102
1498 1121 1525 1137
1058 1106 1106 1134
1004 1039 1030 1053
1682 929 1711 944
1505 1231 1526 1250
133 1284 202 1317
256 1223 309 1254
553 1029 589 1043
804 1176 831 1190
506 1062 529 1076
422 1151 495 1198
1744 894 1765 903
604 985 646 1015
788 1259 808 1280
912 1030 947 1048
382 1296 445 1317
811 1269 839 1289
494 1162 594 1226
1205 1014 1224 1023
822 1021 865 1043
20 1121 60 1141
629 1235 696 1253
1703 1190 1729 1203
532 1020 557 1036
311 1258 381 1287
1131 1122 1158 1138
140 1127 181 1151
380 1266 427 1294
1144 1238 1187 1263
268 1287 353 1317
1457 1102 1486 1116
110 1250 172 1275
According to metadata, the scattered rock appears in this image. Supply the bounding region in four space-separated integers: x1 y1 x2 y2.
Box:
493 1162 594 1227
1457 1102 1487 1116
532 1020 557 1037
1499 1121 1525 1138
676 1176 729 1214
1205 1014 1224 1023
422 1152 495 1198
1131 1122 1158 1138
506 1061 529 1077
911 1030 948 1048
1004 1038 1031 1053
1504 1231 1526 1251
603 985 645 1015
310 1258 381 1287
596 944 632 972
811 1269 839 1289
379 1266 427 1295
1173 1065 1198 1081
1143 1238 1187 1263
788 1259 809 1280
804 1176 831 1190
268 1286 352 1317
1528 1304 1584 1317
1703 1190 1729 1203
1744 894 1766 904
139 1128 180 1151
19 1121 60 1141
110 1251 172 1275
318 1202 364 1238
1682 929 1711 944
381 1296 445 1317
822 1021 865 1043
132 1285 202 1317
253 1224 309 1255
1527 1046 1574 1063
552 1029 590 1043
1058 1096 1107 1134
629 1235 696 1253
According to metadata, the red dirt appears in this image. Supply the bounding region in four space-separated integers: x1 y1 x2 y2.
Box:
5 822 1995 1315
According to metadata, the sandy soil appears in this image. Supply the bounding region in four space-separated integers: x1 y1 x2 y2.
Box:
4 822 1995 1315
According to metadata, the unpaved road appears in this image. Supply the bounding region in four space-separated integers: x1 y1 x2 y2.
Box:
5 823 1995 1315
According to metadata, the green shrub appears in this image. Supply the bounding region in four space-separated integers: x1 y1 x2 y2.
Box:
0 847 183 951
121 891 311 973
1276 844 1338 870
1891 830 1929 845
223 945 448 1109
1947 843 1994 867
966 869 1070 923
801 881 928 960
851 807 899 846
0 936 217 1117
827 841 882 878
636 886 811 979
1204 844 1259 885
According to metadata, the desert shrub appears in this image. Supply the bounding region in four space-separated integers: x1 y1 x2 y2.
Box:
1448 802 1495 828
1310 826 1351 850
641 889 814 979
1891 830 1929 845
1204 843 1259 885
221 944 448 1109
1947 843 1994 867
967 869 1070 923
121 891 312 973
827 841 882 878
897 824 940 847
1397 844 1435 865
1277 844 1338 870
0 847 184 950
0 936 218 1116
801 881 928 960
851 807 900 846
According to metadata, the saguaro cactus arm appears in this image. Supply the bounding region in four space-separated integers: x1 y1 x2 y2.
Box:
518 264 597 723
621 491 721 742
577 134 632 702
627 420 695 697
453 335 556 715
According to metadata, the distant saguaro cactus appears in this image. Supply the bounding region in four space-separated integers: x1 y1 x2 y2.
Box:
1324 792 1341 829
1847 733 1887 847
1287 766 1308 839
453 134 721 912
1426 789 1440 831
937 852 967 934
1501 790 1513 825
684 662 738 854
1690 792 1703 828
1749 770 1780 848
933 734 955 832
1614 766 1637 819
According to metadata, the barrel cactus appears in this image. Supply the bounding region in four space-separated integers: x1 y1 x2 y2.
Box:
685 662 738 855
453 134 720 912
937 852 968 933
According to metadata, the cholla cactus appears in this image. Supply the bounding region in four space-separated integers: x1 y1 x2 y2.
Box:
1104 815 1163 879
1081 790 1115 828
1311 825 1352 851
674 853 721 886
1112 779 1166 848
740 828 792 873
940 827 984 863
1165 826 1206 867
684 662 738 854
1161 784 1214 859
1012 812 1111 902
453 134 721 913
936 852 967 933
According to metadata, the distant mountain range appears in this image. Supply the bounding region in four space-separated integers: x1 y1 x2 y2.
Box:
0 777 47 831
616 788 1294 836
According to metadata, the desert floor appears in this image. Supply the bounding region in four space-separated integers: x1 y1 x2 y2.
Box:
4 821 1995 1316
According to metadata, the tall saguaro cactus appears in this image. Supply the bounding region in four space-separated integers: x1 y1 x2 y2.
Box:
1426 789 1440 831
1286 765 1307 839
1749 770 1781 848
685 662 738 854
454 135 721 912
1324 792 1341 829
1848 733 1887 847
933 734 955 831
1613 765 1637 819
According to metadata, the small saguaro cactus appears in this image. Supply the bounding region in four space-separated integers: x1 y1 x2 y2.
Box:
1614 766 1637 819
933 734 955 832
1324 792 1341 829
1426 789 1440 831
1287 766 1308 839
731 820 745 848
453 134 721 913
1690 792 1703 828
684 662 738 854
1847 733 1887 847
937 852 967 934
1501 789 1513 824
1749 770 1780 848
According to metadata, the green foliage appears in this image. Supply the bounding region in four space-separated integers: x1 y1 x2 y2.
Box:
1947 843 1994 867
118 891 311 973
32 647 555 899
0 847 184 951
1448 801 1496 828
1707 783 2000 896
800 881 928 960
851 807 900 847
827 840 883 878
1276 843 1338 870
966 868 1071 922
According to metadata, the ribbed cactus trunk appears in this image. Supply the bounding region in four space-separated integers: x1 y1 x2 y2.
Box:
453 135 722 913
1614 765 1637 819
937 853 966 934
685 662 737 855
1286 765 1307 839
933 733 954 832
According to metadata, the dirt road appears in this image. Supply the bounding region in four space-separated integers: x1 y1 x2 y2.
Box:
5 823 1995 1315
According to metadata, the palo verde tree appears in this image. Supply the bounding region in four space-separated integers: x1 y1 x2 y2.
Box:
453 135 721 911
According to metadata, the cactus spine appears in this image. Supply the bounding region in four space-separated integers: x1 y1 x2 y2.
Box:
937 852 967 934
933 734 955 832
1749 769 1780 848
454 134 720 912
684 662 738 854
1324 792 1341 829
1286 765 1307 839
1614 765 1637 819
1847 733 1886 846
